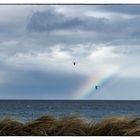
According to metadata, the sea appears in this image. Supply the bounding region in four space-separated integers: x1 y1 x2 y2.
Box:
0 100 140 122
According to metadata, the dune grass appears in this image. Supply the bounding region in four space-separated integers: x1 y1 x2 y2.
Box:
0 115 140 136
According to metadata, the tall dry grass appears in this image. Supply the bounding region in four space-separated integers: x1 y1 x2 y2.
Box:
0 115 140 136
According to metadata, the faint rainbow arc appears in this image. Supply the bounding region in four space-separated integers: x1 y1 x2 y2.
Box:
73 70 118 99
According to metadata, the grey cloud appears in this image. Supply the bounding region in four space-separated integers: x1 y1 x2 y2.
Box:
27 9 82 32
0 7 140 59
0 5 134 55
27 8 112 32
26 7 140 43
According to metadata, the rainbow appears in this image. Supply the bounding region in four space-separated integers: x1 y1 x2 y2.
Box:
73 69 118 99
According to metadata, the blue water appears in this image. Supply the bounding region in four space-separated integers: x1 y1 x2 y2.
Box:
0 100 140 122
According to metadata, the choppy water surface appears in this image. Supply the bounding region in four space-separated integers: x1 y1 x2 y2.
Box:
0 100 140 122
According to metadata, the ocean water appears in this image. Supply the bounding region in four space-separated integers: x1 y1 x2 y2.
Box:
0 100 140 122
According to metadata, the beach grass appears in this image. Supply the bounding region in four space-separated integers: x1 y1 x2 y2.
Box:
0 115 140 136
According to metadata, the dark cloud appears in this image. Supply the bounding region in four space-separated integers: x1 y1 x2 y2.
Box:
26 7 140 44
27 8 112 33
27 9 82 32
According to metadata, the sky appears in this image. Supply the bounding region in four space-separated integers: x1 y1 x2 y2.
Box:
0 5 140 99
